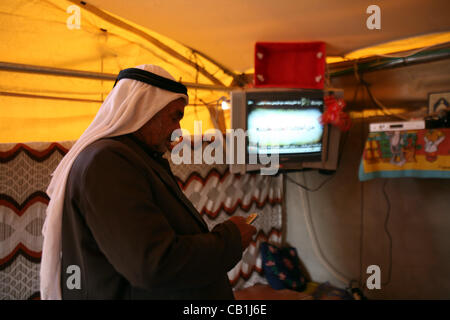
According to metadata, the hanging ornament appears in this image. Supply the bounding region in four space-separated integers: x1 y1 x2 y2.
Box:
321 94 352 131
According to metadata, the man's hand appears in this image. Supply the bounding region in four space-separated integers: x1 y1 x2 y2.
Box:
228 216 257 251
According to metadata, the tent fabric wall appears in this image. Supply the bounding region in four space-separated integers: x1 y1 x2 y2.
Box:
0 140 283 299
1 1 449 143
0 0 234 143
285 117 450 299
87 0 450 72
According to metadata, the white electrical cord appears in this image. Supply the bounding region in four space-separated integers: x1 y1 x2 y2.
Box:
294 172 352 286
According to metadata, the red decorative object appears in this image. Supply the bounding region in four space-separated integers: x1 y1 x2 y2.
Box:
321 95 352 131
254 42 326 89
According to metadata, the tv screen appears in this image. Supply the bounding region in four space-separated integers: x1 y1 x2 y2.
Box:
245 90 324 161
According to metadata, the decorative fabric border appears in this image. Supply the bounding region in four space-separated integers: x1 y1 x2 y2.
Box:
1 140 284 299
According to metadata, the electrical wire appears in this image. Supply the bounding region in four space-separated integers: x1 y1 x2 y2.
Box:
284 83 354 193
359 176 365 290
285 173 334 192
357 89 393 293
359 100 366 289
284 127 350 193
364 82 409 120
295 170 354 287
381 179 393 287
325 62 331 88
199 98 220 130
285 83 373 293
190 50 200 119
353 60 409 121
285 118 356 289
286 59 399 293
330 46 450 79
374 41 450 59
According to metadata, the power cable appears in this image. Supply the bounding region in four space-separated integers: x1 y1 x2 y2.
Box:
381 179 393 287
358 89 393 293
295 170 354 287
285 173 334 192
353 60 409 121
374 41 450 59
359 98 366 289
285 118 356 290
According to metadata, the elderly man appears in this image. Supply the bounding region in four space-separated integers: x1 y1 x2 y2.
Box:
40 65 256 299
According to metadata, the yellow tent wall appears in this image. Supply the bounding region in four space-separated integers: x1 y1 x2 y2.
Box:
0 0 234 143
1 0 449 143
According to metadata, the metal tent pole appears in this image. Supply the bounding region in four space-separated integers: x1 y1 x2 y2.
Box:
0 61 231 91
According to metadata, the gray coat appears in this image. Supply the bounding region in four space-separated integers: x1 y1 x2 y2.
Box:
60 134 242 299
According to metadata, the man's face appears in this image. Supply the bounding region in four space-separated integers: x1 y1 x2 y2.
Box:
134 97 186 152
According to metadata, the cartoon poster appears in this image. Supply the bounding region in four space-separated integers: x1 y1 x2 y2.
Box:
359 128 450 181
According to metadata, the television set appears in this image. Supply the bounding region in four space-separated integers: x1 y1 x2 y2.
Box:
230 88 342 174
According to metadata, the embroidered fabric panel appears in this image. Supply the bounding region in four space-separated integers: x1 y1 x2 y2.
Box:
169 160 284 289
0 142 69 300
0 141 283 299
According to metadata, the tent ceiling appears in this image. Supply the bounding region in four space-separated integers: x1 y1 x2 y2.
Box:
88 0 450 72
1 0 449 143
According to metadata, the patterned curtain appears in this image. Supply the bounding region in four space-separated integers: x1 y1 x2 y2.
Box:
168 159 284 290
0 142 71 300
0 141 283 299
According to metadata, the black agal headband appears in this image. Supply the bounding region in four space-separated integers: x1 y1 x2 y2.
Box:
113 68 188 96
